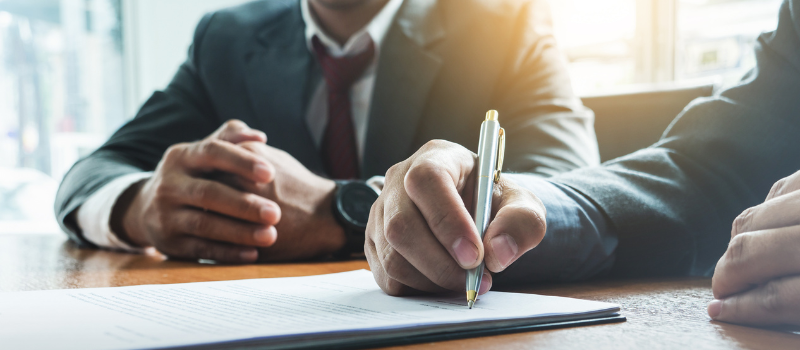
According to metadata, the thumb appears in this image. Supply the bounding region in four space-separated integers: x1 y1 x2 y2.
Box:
483 178 547 273
210 120 267 144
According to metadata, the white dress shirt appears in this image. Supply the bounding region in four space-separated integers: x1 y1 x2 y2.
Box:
76 0 403 251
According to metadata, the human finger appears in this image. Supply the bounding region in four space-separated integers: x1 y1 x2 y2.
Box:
381 186 462 292
765 169 800 201
364 187 443 293
208 172 265 195
209 119 267 144
732 190 800 237
708 275 800 327
169 139 274 184
482 177 547 273
403 142 482 269
169 176 280 225
713 225 800 299
366 207 427 296
169 208 277 247
478 270 493 295
158 236 259 264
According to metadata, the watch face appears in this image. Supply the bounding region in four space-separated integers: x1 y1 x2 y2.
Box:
339 184 379 227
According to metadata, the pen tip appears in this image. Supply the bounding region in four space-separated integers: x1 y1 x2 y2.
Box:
468 300 474 309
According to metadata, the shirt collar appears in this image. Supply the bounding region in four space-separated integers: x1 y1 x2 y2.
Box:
301 0 404 57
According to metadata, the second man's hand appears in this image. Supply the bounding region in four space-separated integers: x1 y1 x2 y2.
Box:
709 169 800 327
366 140 547 296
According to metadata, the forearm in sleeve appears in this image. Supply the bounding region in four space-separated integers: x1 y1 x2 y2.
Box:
494 173 617 287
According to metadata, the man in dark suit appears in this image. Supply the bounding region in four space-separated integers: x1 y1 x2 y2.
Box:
55 0 598 263
366 0 800 299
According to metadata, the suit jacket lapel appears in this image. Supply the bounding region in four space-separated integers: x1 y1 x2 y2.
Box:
362 0 446 177
243 2 324 174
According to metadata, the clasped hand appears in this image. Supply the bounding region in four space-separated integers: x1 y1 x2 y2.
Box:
365 140 547 296
118 120 344 263
709 170 800 327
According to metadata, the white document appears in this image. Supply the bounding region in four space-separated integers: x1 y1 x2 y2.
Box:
0 270 619 350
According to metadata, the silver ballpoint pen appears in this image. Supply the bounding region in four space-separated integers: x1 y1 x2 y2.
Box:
466 110 505 309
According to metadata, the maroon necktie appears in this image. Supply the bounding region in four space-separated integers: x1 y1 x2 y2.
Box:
312 35 374 179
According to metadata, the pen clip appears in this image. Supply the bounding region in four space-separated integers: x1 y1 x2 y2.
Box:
494 127 505 183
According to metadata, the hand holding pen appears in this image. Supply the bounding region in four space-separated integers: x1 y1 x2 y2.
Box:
364 110 548 299
467 110 505 308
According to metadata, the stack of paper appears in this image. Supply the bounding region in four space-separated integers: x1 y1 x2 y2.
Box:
0 270 621 349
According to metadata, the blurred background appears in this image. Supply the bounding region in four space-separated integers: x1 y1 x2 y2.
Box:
0 0 783 234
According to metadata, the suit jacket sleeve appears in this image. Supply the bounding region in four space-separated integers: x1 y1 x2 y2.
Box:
54 14 222 246
550 0 800 278
494 0 600 177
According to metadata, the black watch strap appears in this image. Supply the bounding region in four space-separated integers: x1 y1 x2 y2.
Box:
331 180 378 259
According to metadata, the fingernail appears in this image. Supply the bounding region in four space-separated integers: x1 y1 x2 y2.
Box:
240 249 258 261
490 234 519 269
478 272 492 294
708 299 723 319
253 227 274 244
254 163 271 182
452 237 479 267
260 205 277 222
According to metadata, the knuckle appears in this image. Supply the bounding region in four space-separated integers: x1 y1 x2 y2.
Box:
768 178 787 199
200 139 224 155
381 249 405 281
731 207 754 237
370 199 383 219
385 163 404 181
516 204 546 237
384 213 408 247
224 119 246 129
384 279 406 296
238 141 260 152
163 143 188 163
420 139 449 152
759 280 785 314
153 183 174 203
240 193 263 215
725 233 750 269
151 208 170 233
406 159 442 188
364 237 376 259
188 213 208 234
366 202 382 238
190 181 213 203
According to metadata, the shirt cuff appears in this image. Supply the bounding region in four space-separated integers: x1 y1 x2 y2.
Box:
497 174 617 283
366 175 385 193
76 172 153 252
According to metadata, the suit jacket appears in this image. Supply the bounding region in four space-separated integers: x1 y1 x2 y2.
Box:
55 0 598 246
549 0 800 279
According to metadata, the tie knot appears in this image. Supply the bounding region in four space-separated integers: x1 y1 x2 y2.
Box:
312 35 375 93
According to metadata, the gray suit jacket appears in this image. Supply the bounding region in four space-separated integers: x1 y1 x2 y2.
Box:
55 0 598 246
549 0 800 279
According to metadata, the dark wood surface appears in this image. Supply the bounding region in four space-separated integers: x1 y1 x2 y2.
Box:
2 234 798 349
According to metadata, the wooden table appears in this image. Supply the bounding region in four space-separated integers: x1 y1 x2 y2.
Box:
2 234 798 349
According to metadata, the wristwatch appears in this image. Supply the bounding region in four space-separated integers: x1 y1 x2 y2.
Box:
332 180 380 258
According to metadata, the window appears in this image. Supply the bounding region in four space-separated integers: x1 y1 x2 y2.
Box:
0 0 125 180
550 0 781 95
0 0 124 233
